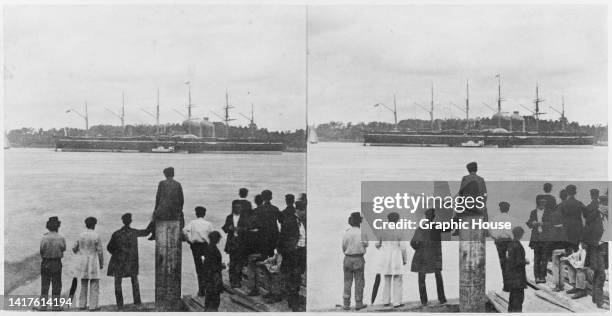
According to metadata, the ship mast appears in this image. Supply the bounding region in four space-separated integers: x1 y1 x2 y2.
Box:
66 101 89 136
496 74 504 128
223 90 235 138
465 81 470 129
550 96 566 131
430 84 435 130
187 82 192 121
239 103 256 138
393 94 398 131
533 82 545 131
141 88 161 134
105 92 126 133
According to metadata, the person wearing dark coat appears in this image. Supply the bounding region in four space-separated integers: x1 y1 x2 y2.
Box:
222 200 249 288
146 167 185 240
410 209 448 306
107 213 149 307
536 183 557 213
252 190 281 258
557 184 586 251
549 190 572 291
245 194 266 296
491 202 514 291
584 242 606 309
203 231 225 312
233 188 253 218
583 189 604 246
505 227 528 312
458 162 488 220
277 194 301 310
527 197 553 283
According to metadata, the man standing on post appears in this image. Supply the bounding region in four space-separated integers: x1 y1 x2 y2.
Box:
183 206 214 296
107 213 149 309
39 216 66 311
459 162 487 219
147 167 184 240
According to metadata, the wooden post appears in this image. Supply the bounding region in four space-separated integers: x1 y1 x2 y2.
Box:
459 214 486 312
155 220 182 311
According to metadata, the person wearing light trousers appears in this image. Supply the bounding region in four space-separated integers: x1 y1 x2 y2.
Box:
377 212 407 308
73 217 104 311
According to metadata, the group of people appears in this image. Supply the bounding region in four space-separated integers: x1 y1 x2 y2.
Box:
38 167 307 312
342 161 609 312
341 161 487 311
491 182 608 311
39 213 148 311
341 208 449 311
183 188 307 312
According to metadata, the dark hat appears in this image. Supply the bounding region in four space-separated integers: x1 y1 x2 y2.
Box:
349 211 362 222
499 201 510 212
566 184 577 195
261 190 272 200
163 167 174 177
466 162 478 172
47 216 61 224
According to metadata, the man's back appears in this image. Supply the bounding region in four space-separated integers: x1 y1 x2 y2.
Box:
155 179 184 219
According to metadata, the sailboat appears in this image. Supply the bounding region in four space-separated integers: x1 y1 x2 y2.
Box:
308 125 318 144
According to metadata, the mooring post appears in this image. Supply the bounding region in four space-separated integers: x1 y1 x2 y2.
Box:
155 220 182 311
459 214 486 312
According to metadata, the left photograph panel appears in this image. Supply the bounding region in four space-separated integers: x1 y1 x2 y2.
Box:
3 5 306 312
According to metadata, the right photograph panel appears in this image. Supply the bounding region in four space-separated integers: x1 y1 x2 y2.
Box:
307 5 609 313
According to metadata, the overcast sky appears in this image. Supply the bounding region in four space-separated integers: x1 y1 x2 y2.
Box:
308 5 607 126
4 5 307 131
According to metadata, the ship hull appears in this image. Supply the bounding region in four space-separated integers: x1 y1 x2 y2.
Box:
55 137 285 153
363 132 594 148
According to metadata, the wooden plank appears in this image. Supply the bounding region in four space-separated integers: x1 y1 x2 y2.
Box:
155 220 182 311
459 215 486 312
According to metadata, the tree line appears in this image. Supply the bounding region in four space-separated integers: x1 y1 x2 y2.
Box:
6 123 306 152
314 117 608 143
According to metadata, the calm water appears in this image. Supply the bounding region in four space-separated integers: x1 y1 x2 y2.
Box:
307 142 608 310
4 148 305 304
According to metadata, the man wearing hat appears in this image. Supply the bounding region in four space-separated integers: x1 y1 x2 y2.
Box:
583 189 604 247
536 183 557 213
107 213 149 308
252 189 281 258
490 202 514 290
557 184 586 252
458 162 488 220
146 167 185 240
39 216 66 309
342 212 369 310
527 197 552 283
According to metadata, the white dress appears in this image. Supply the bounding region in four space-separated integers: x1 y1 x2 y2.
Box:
73 229 104 279
378 239 406 275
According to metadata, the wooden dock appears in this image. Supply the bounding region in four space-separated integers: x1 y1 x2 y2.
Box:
182 267 306 312
487 278 609 313
312 298 463 313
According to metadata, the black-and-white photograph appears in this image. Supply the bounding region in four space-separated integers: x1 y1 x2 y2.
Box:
4 5 306 312
306 4 609 313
